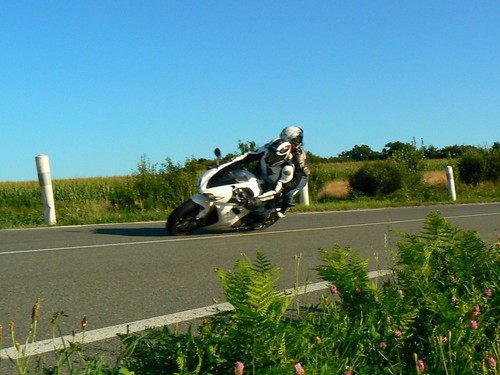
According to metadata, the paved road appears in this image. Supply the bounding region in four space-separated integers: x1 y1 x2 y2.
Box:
1 203 498 347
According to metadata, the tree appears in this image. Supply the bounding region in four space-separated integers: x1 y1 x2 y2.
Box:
423 144 442 159
339 144 376 161
382 141 411 159
237 140 257 154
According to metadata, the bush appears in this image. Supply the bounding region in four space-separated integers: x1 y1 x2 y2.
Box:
485 147 500 183
389 140 426 198
458 149 488 185
349 161 403 197
131 155 201 210
457 146 500 185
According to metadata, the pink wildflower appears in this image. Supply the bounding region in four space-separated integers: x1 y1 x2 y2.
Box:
379 341 387 350
295 363 306 375
393 330 402 338
451 295 458 303
234 361 244 375
485 288 493 297
450 275 456 283
417 359 425 373
470 320 478 330
344 371 352 375
469 305 481 319
438 336 448 343
330 285 338 294
489 356 496 368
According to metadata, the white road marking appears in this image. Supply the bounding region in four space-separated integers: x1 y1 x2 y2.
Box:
0 270 392 359
1 212 498 257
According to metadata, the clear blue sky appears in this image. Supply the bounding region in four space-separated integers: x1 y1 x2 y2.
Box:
1 1 498 181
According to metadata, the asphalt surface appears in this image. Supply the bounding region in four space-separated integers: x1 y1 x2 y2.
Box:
1 203 498 351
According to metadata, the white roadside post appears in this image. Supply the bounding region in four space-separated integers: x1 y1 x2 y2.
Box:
446 166 457 201
299 182 310 206
35 154 57 225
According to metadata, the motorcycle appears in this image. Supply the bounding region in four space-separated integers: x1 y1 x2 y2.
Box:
166 148 285 235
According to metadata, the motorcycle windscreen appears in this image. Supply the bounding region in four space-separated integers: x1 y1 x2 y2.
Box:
207 166 255 188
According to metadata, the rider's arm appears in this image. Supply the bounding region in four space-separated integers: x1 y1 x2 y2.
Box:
293 147 310 175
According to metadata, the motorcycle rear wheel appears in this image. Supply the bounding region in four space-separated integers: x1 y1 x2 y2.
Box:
166 200 202 235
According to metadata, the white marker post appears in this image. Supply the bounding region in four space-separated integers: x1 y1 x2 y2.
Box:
35 154 57 225
446 166 457 201
299 183 310 206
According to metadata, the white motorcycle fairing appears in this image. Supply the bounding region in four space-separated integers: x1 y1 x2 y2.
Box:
191 164 261 229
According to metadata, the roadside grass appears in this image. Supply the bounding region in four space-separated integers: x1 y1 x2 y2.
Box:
1 213 498 374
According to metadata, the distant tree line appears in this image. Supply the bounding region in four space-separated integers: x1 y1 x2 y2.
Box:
306 140 500 163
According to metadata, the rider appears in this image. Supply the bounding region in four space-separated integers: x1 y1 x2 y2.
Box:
232 126 308 219
279 126 310 208
253 137 295 206
232 137 295 208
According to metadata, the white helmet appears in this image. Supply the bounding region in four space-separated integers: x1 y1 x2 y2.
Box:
280 126 304 147
265 138 292 166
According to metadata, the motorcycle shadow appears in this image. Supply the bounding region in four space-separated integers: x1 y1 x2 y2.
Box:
93 227 167 237
93 227 238 237
188 227 263 236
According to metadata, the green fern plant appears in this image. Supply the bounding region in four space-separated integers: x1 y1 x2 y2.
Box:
315 245 374 313
215 252 295 373
394 212 499 371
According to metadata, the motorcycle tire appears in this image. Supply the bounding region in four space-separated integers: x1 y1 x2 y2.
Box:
166 200 202 235
258 211 281 230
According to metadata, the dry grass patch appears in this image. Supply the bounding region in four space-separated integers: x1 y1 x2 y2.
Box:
318 179 350 200
423 170 448 188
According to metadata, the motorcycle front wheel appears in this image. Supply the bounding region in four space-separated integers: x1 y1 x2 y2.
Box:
166 200 202 235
